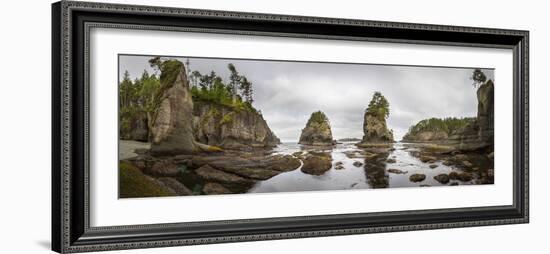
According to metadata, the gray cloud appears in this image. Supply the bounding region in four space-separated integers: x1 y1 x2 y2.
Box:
119 55 493 141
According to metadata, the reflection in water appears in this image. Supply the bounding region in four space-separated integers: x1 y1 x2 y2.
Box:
363 153 390 188
248 141 490 194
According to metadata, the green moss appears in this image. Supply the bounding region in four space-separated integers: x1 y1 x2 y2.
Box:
220 112 234 125
159 60 184 88
119 161 173 198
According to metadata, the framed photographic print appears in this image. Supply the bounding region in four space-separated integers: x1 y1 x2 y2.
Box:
52 1 529 253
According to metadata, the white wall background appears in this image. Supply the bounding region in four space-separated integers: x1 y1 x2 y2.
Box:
0 0 546 253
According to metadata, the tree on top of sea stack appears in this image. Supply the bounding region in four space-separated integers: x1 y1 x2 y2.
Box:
298 111 335 146
358 92 394 145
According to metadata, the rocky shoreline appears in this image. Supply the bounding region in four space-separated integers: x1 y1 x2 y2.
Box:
118 60 495 197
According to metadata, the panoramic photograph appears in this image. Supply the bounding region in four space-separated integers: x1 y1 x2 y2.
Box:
118 55 494 198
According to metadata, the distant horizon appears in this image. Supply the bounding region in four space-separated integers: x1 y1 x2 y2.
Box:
119 55 494 140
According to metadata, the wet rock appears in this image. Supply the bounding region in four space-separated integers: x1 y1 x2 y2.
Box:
409 174 426 182
350 183 358 188
157 177 192 195
292 151 304 158
433 174 450 184
429 164 438 169
420 184 431 187
134 148 149 155
195 165 254 185
387 168 407 174
453 154 468 161
461 173 474 182
487 152 494 160
442 160 453 166
334 161 344 170
449 171 459 180
353 161 364 167
449 171 473 182
462 160 473 168
190 154 300 180
301 154 333 175
119 161 176 198
218 167 281 180
203 182 232 195
265 155 302 172
450 182 459 186
386 158 396 163
143 161 180 177
419 155 437 163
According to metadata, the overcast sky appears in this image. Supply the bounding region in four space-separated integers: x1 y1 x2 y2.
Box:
119 55 494 141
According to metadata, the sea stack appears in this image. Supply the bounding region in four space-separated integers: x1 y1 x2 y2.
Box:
298 111 335 146
149 60 199 155
357 92 394 147
150 60 220 155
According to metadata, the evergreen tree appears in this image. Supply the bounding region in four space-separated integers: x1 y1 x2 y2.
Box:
366 92 390 119
471 69 487 88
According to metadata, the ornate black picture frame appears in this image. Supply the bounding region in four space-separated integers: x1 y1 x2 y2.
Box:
51 1 529 253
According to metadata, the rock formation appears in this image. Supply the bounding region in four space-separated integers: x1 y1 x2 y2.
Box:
126 59 279 153
359 113 394 144
298 111 335 146
193 101 280 150
476 79 494 144
150 61 196 154
402 79 494 151
150 61 220 155
120 111 149 142
357 92 394 147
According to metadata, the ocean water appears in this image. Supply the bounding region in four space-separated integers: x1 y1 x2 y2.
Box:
248 141 474 193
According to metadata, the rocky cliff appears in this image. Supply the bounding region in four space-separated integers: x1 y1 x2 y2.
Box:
402 80 494 151
193 101 280 150
147 60 279 154
298 111 335 146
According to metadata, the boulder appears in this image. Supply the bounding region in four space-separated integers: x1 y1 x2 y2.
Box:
301 153 333 175
387 168 407 174
353 161 364 167
409 174 426 182
433 174 450 184
298 111 335 146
